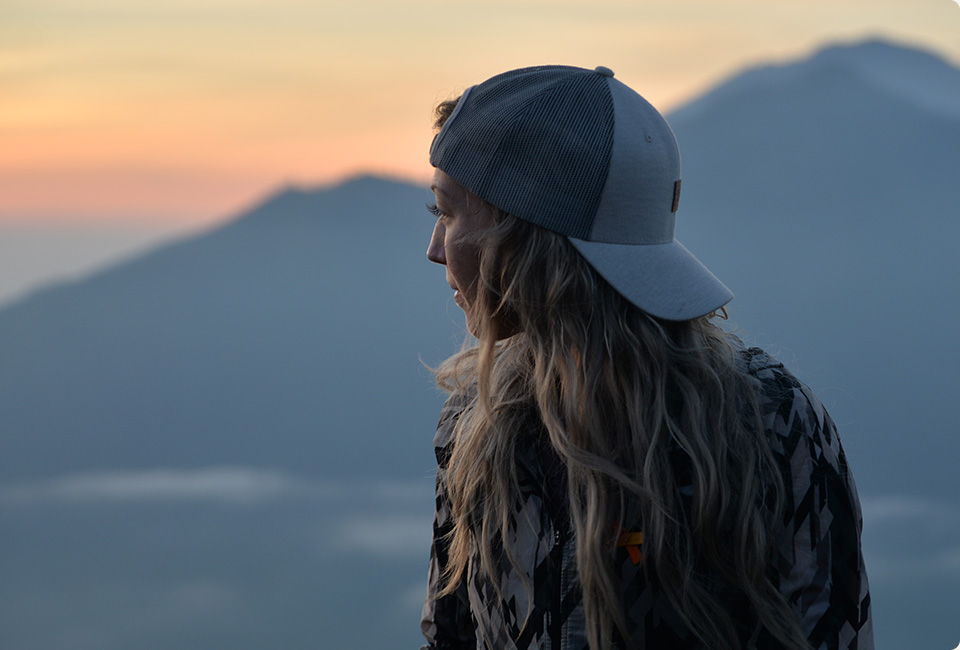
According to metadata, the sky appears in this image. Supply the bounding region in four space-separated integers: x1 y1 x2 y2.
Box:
2 0 959 227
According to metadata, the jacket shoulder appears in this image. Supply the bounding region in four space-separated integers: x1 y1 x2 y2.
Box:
740 347 836 449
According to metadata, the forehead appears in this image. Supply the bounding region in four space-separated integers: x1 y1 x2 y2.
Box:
431 168 467 202
431 168 499 227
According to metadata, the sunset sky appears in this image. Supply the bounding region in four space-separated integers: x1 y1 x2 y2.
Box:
3 0 959 226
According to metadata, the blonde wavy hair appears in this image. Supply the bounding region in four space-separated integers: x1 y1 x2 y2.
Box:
432 101 811 650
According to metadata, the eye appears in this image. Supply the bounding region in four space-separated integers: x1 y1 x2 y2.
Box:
426 202 446 219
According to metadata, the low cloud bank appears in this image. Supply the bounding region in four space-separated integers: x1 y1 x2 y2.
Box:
860 495 960 579
0 467 433 506
333 514 433 557
860 495 960 524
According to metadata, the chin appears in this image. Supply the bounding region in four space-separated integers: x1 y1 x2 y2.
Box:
466 314 521 341
465 317 482 339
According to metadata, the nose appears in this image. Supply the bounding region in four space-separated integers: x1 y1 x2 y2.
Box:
426 220 446 265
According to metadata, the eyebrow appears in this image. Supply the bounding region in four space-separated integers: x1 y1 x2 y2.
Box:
429 184 454 200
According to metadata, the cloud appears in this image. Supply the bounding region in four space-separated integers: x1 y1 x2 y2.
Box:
866 545 960 580
0 467 308 504
333 514 433 557
398 581 429 613
148 578 246 621
860 495 960 524
0 467 433 506
860 495 960 580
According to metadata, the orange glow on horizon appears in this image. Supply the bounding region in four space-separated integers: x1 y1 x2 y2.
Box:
3 0 958 226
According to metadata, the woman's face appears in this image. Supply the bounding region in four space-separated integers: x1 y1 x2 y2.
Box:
427 169 498 335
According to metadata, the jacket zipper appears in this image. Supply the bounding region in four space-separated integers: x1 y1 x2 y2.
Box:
549 526 566 650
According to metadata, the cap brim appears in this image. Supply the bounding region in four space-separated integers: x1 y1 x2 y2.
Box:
569 237 733 321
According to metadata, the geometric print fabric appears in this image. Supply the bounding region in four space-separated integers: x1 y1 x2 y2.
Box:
420 347 874 650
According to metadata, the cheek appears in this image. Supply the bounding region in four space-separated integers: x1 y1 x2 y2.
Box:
450 241 483 292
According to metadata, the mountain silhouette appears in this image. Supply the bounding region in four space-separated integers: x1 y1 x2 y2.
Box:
0 175 453 481
668 37 960 499
670 36 960 122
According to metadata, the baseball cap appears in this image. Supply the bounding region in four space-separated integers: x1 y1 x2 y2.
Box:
429 64 732 321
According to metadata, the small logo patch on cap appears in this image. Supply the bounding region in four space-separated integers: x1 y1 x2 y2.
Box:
672 180 682 212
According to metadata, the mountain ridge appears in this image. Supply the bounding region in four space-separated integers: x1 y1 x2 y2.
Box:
670 36 960 124
3 38 958 487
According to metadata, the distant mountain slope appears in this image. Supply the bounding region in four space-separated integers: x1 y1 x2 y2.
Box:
667 39 960 498
810 39 960 119
0 223 187 308
671 37 960 123
0 176 453 480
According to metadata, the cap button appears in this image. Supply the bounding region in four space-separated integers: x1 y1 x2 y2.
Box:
594 66 614 78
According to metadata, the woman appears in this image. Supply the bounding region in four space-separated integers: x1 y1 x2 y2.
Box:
419 65 872 650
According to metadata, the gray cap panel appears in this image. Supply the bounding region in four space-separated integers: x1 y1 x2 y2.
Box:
589 78 680 244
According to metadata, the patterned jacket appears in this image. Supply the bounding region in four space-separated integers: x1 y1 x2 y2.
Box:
420 348 874 650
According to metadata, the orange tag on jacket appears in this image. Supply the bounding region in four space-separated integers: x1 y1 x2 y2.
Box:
616 527 644 565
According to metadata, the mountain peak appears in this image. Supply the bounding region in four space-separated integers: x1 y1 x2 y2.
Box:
809 38 960 118
322 173 421 194
670 36 960 124
223 174 426 229
811 36 951 67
